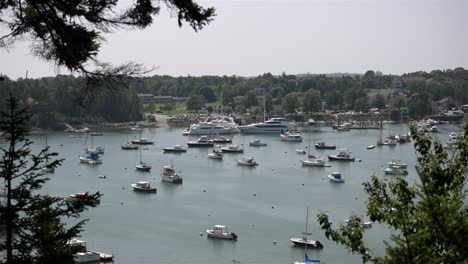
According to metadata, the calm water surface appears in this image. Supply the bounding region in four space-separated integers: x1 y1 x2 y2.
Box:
26 124 461 264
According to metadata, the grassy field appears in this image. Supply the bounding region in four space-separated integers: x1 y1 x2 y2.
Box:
149 102 221 114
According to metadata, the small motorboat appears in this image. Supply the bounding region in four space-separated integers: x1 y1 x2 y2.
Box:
89 132 103 136
161 164 183 184
121 142 138 150
249 140 267 147
345 219 373 228
206 225 238 240
388 160 407 169
221 145 243 153
131 138 154 145
314 141 336 150
236 156 258 166
208 149 223 160
280 131 303 142
328 149 355 162
384 166 408 175
163 145 187 153
187 135 214 147
131 181 157 193
296 149 307 154
212 136 233 144
66 193 100 204
300 157 325 167
366 145 375 150
328 172 345 183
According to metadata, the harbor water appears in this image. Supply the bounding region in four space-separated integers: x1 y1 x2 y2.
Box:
23 124 461 263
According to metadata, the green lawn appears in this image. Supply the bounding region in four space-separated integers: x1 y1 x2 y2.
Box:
149 101 221 114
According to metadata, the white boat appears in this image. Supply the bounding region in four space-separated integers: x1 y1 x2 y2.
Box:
131 137 154 145
249 139 267 147
328 172 345 183
377 137 397 146
187 135 214 147
66 193 100 204
296 149 307 154
206 225 238 240
344 219 373 228
212 135 233 144
131 181 156 192
221 144 243 153
384 166 408 175
301 126 325 167
388 160 407 169
208 149 223 159
429 126 438 133
130 125 142 131
238 117 297 134
328 149 355 162
79 152 102 164
290 206 323 249
314 140 336 150
236 156 258 166
280 131 303 142
301 157 325 167
84 134 104 154
163 145 187 153
182 121 236 135
366 145 375 150
121 143 138 150
68 239 101 263
161 164 183 184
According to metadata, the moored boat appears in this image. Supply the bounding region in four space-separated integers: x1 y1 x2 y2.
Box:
314 141 336 149
249 139 267 147
131 181 157 192
163 145 187 153
328 149 355 162
328 172 345 183
221 144 243 153
206 225 238 240
208 149 223 160
187 135 214 147
161 164 183 184
280 131 303 142
236 156 258 166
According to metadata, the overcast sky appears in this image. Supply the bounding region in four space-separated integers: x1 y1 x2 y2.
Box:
0 0 467 79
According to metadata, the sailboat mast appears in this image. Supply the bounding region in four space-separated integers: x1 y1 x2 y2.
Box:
263 88 266 122
45 135 49 166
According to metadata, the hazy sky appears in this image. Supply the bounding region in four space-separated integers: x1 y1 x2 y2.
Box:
0 0 467 79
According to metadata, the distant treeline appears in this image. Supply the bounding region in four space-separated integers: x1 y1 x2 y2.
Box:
0 75 142 129
0 68 467 128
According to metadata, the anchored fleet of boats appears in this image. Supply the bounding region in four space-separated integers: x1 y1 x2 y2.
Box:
56 115 446 263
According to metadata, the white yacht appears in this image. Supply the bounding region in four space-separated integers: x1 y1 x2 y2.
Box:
161 164 183 184
187 135 214 147
280 131 303 142
206 225 238 240
238 118 296 134
183 122 236 135
388 160 407 169
208 149 223 159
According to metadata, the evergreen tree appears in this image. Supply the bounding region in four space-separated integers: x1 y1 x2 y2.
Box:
0 94 101 264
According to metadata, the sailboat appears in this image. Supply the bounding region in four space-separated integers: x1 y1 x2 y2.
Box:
300 124 325 167
291 206 323 264
236 133 258 166
42 135 54 173
135 146 151 171
84 133 104 154
121 129 138 150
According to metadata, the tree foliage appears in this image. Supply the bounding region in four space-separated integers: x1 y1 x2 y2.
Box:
317 124 468 263
0 0 215 78
281 92 299 114
186 94 205 111
302 90 322 114
0 94 101 264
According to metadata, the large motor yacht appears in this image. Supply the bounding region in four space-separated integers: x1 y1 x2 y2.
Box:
182 122 236 135
238 118 296 134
